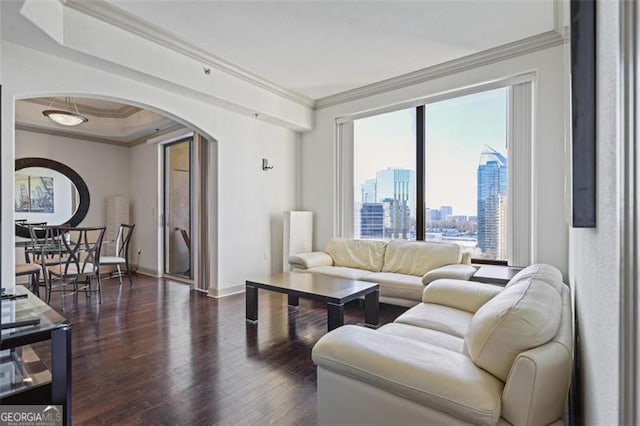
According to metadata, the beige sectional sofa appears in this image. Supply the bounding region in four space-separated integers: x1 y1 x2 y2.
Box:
312 264 572 426
289 238 477 307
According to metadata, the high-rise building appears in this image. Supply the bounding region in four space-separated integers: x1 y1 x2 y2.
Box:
375 168 416 239
440 206 453 221
361 179 376 204
381 198 411 239
477 145 507 259
360 203 384 238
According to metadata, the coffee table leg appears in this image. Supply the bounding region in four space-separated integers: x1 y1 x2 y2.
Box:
288 294 299 307
246 284 258 323
364 289 379 328
327 302 344 331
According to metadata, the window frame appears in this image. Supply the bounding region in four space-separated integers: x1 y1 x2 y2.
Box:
336 74 535 266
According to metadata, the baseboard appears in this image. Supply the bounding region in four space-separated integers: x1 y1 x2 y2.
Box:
208 284 245 298
135 267 160 278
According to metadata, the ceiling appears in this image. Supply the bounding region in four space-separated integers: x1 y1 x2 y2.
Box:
106 0 556 100
16 98 183 146
11 0 557 142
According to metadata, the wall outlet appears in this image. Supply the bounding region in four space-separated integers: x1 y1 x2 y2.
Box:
264 250 270 260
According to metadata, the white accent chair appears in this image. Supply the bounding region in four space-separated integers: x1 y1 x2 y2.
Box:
100 223 135 286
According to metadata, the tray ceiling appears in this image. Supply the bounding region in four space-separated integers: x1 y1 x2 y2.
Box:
16 97 182 146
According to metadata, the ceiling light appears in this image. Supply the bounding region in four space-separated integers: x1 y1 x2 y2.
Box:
42 97 88 126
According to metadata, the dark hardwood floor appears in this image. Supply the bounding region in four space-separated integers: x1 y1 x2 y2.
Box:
35 274 407 425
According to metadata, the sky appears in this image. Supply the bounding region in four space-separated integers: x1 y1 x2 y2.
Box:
354 87 507 216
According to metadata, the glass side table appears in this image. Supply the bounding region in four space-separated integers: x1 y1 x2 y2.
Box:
0 285 71 425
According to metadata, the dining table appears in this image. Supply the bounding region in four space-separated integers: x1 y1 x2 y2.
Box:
15 236 113 300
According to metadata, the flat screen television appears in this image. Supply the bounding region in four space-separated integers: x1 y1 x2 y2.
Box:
570 0 596 227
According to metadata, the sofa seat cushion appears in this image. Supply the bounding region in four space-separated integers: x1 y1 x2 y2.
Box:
312 325 503 426
324 238 387 272
382 240 461 276
395 303 473 338
465 269 563 382
361 272 424 302
306 266 373 281
378 323 465 353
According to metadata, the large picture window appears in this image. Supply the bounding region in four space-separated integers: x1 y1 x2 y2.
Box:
425 88 508 260
351 85 521 263
353 108 416 240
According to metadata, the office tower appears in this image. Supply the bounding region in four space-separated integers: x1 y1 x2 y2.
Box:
430 209 441 222
361 179 376 204
376 168 416 239
477 145 507 258
440 206 453 221
360 203 384 238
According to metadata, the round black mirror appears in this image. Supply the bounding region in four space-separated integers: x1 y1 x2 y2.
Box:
15 157 90 238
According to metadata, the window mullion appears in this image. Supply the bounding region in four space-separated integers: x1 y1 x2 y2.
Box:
416 106 425 241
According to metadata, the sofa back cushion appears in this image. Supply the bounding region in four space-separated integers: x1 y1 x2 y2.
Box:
507 263 564 292
464 265 563 382
382 241 461 277
324 238 387 272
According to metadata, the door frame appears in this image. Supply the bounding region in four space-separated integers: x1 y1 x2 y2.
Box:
161 136 193 280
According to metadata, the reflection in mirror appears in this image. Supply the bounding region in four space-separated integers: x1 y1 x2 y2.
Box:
14 167 80 226
15 157 90 239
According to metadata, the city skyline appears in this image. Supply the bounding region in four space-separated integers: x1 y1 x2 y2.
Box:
353 87 507 216
355 142 508 260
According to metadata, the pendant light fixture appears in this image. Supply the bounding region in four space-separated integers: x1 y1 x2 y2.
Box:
42 97 89 126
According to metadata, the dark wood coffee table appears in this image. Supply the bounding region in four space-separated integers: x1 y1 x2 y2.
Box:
246 272 379 331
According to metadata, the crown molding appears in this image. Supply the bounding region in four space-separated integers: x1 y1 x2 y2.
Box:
16 123 128 146
24 98 141 119
61 0 566 113
62 0 315 109
16 122 185 147
130 123 186 146
314 30 566 110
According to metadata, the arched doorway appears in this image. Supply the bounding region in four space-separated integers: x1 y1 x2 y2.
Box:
12 94 218 294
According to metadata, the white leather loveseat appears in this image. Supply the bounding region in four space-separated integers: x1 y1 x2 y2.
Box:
289 238 477 307
312 264 572 426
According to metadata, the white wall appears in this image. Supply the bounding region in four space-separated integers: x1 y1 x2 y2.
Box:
301 45 569 276
15 130 130 230
0 41 298 291
569 1 621 423
128 114 298 291
128 141 160 276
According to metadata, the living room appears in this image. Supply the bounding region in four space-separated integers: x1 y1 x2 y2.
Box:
1 0 638 425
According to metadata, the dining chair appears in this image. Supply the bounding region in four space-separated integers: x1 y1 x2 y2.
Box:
15 262 41 296
100 223 135 286
46 226 106 306
26 223 59 264
23 223 59 298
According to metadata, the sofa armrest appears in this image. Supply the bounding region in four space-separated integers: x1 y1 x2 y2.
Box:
422 279 503 313
422 264 477 285
288 252 333 269
312 325 503 426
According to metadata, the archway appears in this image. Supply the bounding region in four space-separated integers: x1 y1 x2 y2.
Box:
11 93 218 295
